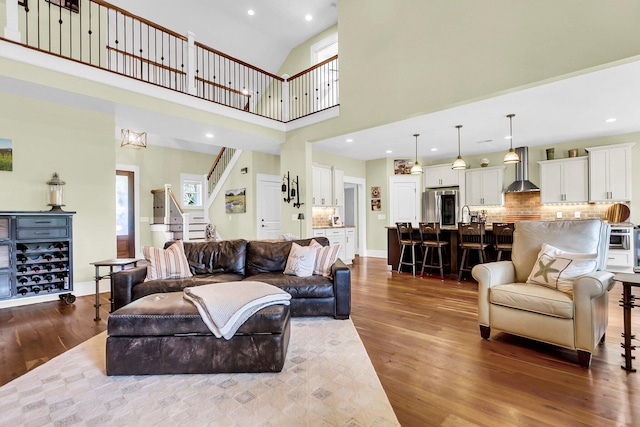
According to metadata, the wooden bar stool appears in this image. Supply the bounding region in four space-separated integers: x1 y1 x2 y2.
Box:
492 222 515 261
396 222 421 276
418 222 449 280
458 222 489 282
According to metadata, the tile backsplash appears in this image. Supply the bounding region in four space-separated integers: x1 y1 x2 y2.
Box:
467 192 620 224
312 207 337 227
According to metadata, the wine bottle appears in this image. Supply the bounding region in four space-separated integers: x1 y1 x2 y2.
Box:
43 253 54 261
16 243 28 252
32 275 42 283
17 254 27 263
18 266 28 273
17 286 29 295
44 264 53 272
53 242 65 250
19 277 28 285
31 285 41 294
44 274 53 282
54 252 65 260
32 265 41 273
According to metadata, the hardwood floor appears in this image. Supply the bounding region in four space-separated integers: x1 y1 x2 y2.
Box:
1 257 639 426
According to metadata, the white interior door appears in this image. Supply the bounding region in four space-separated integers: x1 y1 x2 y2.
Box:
389 175 421 226
257 174 282 240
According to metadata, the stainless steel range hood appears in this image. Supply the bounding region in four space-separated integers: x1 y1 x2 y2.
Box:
505 147 540 192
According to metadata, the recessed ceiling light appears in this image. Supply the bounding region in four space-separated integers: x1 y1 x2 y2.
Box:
346 138 353 142
605 118 617 123
385 150 392 154
430 148 438 152
247 10 255 16
505 136 512 140
205 133 214 138
305 14 313 21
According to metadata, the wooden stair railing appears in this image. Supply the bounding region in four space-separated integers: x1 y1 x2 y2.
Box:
207 147 236 196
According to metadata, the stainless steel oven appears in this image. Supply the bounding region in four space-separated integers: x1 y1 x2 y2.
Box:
610 226 632 250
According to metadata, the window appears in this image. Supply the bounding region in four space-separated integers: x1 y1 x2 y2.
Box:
181 174 205 209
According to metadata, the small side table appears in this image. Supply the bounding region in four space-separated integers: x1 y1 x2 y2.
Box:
614 273 640 372
91 258 142 321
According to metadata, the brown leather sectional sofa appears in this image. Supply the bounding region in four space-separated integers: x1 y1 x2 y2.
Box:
112 237 351 319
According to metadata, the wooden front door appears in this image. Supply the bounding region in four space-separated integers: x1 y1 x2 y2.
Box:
116 170 135 258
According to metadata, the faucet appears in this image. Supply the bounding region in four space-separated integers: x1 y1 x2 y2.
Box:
461 205 470 223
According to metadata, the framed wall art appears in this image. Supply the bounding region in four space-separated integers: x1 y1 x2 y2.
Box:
225 188 246 213
0 139 13 172
394 159 413 175
45 0 79 13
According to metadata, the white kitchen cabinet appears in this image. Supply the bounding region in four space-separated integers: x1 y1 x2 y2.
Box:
586 143 635 202
464 166 504 206
333 168 344 206
424 164 460 188
345 228 356 263
312 165 333 206
538 157 588 204
312 227 355 265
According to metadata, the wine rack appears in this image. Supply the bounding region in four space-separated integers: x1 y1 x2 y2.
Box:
0 212 75 304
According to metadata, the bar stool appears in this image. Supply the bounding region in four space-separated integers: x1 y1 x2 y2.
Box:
492 222 515 261
396 222 421 276
418 222 449 280
458 222 489 282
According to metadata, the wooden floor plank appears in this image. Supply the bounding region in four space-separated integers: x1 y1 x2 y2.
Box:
1 257 639 426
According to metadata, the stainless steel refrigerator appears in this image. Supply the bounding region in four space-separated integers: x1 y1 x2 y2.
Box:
422 189 460 227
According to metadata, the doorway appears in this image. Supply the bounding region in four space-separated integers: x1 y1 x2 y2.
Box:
256 174 282 240
116 167 138 258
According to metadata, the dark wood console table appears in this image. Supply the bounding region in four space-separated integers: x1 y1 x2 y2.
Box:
615 273 640 372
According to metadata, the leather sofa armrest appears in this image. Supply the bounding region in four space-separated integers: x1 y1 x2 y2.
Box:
112 266 147 311
332 258 351 319
472 261 516 326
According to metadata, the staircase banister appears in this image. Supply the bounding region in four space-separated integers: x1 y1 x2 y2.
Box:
207 148 226 181
194 41 284 81
91 0 188 41
288 55 339 80
166 187 185 216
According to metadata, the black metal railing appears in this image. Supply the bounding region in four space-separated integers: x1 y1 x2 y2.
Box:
5 0 337 122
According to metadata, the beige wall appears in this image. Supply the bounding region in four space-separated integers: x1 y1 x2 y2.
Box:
277 25 338 76
0 92 115 283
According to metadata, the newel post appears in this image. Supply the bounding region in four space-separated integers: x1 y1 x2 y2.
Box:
186 31 197 96
282 74 290 122
4 0 21 42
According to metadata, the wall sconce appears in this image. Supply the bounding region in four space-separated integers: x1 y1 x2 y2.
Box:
121 129 147 149
240 167 248 174
282 171 304 208
47 172 66 211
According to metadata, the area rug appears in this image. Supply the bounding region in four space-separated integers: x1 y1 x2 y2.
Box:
0 317 399 427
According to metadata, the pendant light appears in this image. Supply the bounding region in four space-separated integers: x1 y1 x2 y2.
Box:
503 113 520 164
410 133 423 175
451 125 467 170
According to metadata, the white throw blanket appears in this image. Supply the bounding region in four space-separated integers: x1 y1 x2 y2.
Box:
183 281 291 340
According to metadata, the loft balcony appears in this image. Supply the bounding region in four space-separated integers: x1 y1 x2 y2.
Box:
1 0 339 127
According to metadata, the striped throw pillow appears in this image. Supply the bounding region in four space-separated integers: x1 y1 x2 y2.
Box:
310 239 341 277
143 240 193 281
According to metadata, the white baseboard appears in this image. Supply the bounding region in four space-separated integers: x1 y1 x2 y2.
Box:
365 250 387 259
0 280 110 310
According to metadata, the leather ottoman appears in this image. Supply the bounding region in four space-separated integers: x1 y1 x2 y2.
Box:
106 292 290 375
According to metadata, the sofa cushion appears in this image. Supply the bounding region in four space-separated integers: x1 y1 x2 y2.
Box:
526 243 598 294
310 239 341 277
283 242 317 277
178 239 247 276
246 237 329 276
490 283 574 319
512 219 608 283
131 273 245 301
144 240 192 281
244 272 334 299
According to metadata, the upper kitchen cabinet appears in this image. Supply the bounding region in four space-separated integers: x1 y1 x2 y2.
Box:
465 166 505 206
538 157 588 204
312 165 345 207
424 164 460 188
586 143 635 203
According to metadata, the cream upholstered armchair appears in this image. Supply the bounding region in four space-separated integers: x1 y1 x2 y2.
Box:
472 219 614 368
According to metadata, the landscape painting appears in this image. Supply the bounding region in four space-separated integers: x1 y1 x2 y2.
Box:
0 139 13 171
225 188 246 213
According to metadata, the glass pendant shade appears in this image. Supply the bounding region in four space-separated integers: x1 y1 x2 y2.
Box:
503 114 520 164
451 125 466 170
121 129 147 149
410 133 423 175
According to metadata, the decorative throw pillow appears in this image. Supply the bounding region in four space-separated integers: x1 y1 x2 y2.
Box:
526 243 598 294
283 242 317 277
310 239 341 277
143 240 193 281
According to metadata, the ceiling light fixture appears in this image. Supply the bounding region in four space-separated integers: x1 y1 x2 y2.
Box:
430 148 438 152
452 125 467 170
305 14 313 21
503 114 520 164
410 133 423 175
346 138 353 142
605 118 617 123
205 133 214 138
247 10 255 16
386 150 393 154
